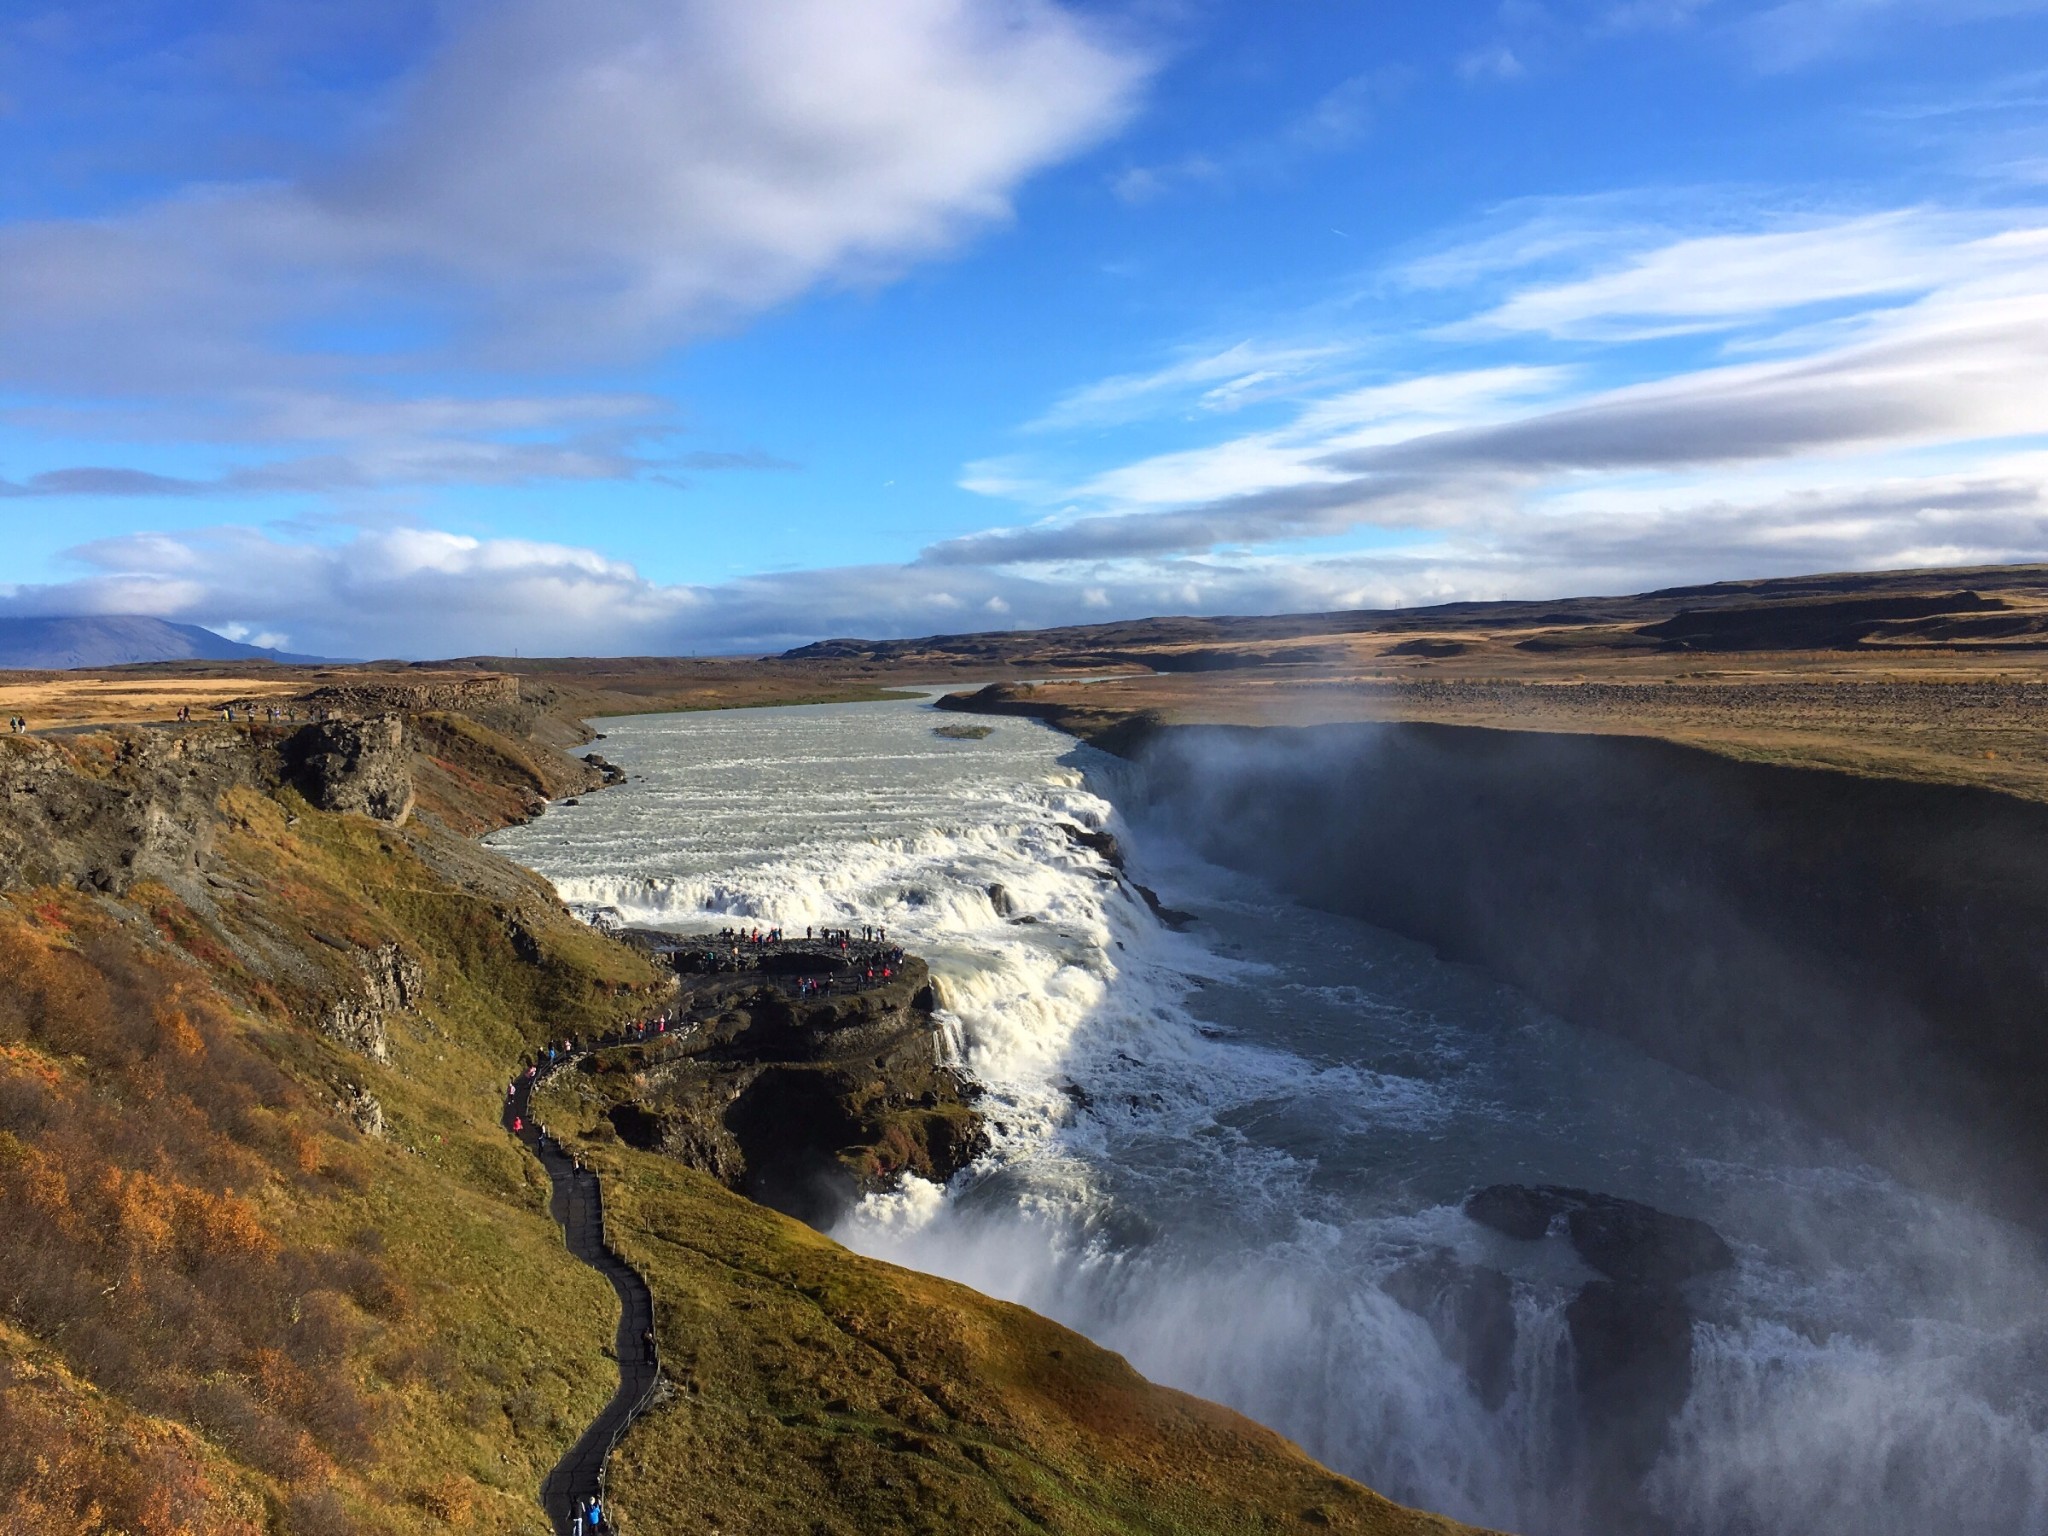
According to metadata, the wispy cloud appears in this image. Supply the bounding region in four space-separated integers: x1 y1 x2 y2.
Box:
929 205 2048 595
1024 339 1357 432
677 450 801 473
1454 211 2048 339
1742 0 2048 72
0 468 204 498
1111 68 1406 204
1458 43 1530 82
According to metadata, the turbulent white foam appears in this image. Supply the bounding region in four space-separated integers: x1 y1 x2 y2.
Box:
493 697 2048 1536
848 1173 949 1236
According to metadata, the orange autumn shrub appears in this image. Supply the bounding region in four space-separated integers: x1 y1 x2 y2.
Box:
0 906 393 1515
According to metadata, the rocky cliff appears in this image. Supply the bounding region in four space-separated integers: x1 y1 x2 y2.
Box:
283 714 417 824
543 955 982 1227
0 714 422 896
0 727 253 894
1127 719 2048 1229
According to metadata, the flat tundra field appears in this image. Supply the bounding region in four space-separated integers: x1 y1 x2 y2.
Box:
0 674 312 729
14 563 2048 801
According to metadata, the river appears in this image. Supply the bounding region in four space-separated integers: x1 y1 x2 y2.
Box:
488 695 2048 1535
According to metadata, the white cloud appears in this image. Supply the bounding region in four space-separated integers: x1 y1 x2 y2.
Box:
1459 44 1529 81
323 0 1146 356
926 207 2048 587
1460 211 2048 339
8 451 2048 656
0 0 1148 484
0 521 1263 654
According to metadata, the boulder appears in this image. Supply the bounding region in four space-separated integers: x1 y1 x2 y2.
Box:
987 882 1016 917
1567 1199 1733 1287
340 1084 385 1139
1384 1249 1519 1411
1464 1183 1568 1241
1464 1183 1733 1286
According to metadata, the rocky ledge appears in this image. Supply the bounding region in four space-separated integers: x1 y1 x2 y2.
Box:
0 714 418 896
549 946 985 1228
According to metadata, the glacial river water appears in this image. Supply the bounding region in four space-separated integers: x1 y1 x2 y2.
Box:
489 696 2048 1535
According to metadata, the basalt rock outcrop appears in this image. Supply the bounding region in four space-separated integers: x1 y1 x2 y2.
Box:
0 726 261 894
1565 1281 1696 1497
1465 1183 1734 1285
1058 819 1197 928
299 673 521 715
283 714 416 824
338 1082 387 1138
567 955 984 1228
317 942 426 1064
1061 820 1125 870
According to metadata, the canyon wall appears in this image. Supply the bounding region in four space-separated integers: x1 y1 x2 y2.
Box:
1131 721 2048 1229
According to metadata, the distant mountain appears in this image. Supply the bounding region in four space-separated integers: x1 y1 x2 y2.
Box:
0 616 334 670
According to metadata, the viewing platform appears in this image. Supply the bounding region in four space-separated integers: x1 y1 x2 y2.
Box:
611 924 916 1005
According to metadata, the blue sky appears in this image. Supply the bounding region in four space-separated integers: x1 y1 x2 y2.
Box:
2 0 2046 656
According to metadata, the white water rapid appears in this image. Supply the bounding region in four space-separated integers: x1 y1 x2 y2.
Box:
489 697 2048 1535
